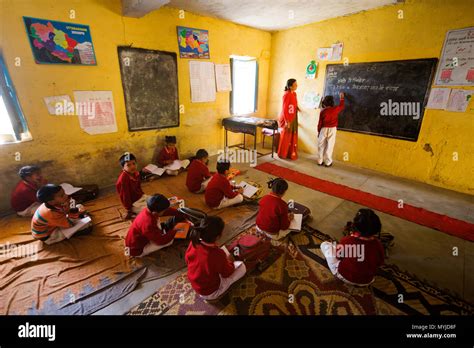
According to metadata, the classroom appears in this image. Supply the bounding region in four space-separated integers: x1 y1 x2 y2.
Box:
0 0 473 323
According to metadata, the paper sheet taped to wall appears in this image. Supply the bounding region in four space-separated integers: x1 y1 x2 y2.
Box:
189 61 216 102
73 91 118 135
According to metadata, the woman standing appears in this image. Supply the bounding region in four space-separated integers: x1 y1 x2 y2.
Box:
277 78 299 160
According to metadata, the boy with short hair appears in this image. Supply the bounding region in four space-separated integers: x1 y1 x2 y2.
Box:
31 184 92 245
205 160 244 209
11 165 47 216
317 92 345 167
125 194 186 257
116 152 146 219
186 149 212 193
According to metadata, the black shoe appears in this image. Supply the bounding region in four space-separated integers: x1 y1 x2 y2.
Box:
317 162 324 166
324 163 333 167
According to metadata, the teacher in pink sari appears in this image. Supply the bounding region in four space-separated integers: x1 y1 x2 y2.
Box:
277 78 299 160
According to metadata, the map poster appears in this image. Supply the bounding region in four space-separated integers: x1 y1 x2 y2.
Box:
23 17 97 65
177 26 210 59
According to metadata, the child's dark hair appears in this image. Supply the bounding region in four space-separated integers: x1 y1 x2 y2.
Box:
284 78 296 91
353 209 381 236
267 177 288 195
146 194 170 213
196 149 208 160
321 95 334 108
216 160 230 174
18 165 41 180
119 153 136 167
37 184 62 203
190 215 225 247
165 136 177 144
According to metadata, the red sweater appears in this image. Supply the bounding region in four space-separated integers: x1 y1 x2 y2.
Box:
256 193 290 234
157 146 179 167
185 242 235 296
186 159 211 193
337 235 384 284
318 97 345 132
116 170 144 210
125 207 182 256
11 180 44 212
205 173 238 208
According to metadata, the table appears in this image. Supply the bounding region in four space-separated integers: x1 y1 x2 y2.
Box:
222 116 278 158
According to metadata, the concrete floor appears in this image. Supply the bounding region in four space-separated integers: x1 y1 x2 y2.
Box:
94 146 473 314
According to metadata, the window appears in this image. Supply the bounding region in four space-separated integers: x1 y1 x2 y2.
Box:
0 53 30 144
230 56 258 115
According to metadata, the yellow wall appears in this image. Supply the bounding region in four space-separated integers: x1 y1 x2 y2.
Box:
0 0 271 212
268 0 474 195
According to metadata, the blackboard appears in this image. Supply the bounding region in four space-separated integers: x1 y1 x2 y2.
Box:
322 59 437 141
118 47 179 131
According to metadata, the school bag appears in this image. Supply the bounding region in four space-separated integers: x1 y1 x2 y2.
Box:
70 184 99 203
226 234 272 273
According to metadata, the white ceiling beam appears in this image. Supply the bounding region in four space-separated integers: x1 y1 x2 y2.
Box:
121 0 170 18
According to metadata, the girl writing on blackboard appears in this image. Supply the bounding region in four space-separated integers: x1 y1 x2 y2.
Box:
277 79 299 160
317 92 345 167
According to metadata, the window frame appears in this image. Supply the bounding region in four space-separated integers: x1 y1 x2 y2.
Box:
229 56 259 116
0 52 29 143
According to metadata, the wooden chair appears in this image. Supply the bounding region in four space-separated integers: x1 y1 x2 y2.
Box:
261 128 280 149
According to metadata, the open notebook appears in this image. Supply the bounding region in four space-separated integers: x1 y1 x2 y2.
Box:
62 216 92 239
143 164 166 176
289 214 303 231
237 181 259 198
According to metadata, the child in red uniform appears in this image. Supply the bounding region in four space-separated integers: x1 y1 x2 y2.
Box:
11 166 47 217
256 178 294 240
125 194 186 257
32 184 91 245
185 216 246 300
156 136 190 176
116 153 146 219
186 149 212 193
317 92 345 167
320 209 384 286
205 161 244 209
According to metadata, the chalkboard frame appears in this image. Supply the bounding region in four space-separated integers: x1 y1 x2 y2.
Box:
322 58 438 142
118 46 180 132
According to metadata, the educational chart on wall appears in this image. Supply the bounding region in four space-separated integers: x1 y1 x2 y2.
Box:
73 91 117 135
215 64 232 92
177 26 210 59
43 95 72 115
435 27 474 86
23 17 97 65
189 61 216 102
323 59 437 141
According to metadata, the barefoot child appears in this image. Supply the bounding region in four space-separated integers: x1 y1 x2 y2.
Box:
116 153 146 219
256 178 294 240
317 92 345 167
156 136 190 176
320 208 384 286
186 149 212 193
185 216 246 300
205 160 244 209
11 165 47 217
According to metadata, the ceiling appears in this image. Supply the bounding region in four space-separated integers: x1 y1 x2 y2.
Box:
122 0 400 31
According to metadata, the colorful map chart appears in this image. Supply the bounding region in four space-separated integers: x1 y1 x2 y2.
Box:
177 26 209 59
23 17 97 65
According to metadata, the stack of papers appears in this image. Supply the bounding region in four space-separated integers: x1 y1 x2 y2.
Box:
289 214 303 231
237 181 259 198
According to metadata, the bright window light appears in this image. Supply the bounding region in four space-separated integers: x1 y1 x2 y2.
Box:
0 95 15 136
231 57 258 115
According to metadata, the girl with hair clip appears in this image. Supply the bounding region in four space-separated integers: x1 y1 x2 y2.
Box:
255 177 295 240
185 216 246 301
320 208 385 286
156 136 190 176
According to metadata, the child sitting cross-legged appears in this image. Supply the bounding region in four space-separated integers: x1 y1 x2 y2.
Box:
205 160 244 209
156 136 190 176
320 208 385 286
186 149 212 193
31 184 92 245
185 216 246 301
125 194 187 257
